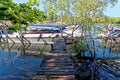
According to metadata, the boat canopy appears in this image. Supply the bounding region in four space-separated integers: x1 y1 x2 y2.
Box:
28 26 60 31
28 23 66 30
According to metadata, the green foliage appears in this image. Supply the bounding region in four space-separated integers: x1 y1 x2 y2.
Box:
68 38 88 53
52 0 119 54
27 0 40 6
107 17 120 23
0 0 46 31
0 27 2 30
7 23 21 32
0 0 13 19
42 0 118 24
46 5 56 21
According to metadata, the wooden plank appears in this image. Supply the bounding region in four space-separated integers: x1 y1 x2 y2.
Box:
41 64 73 67
39 66 74 69
44 58 70 60
32 76 48 80
44 60 72 63
32 75 75 80
41 62 73 65
37 71 75 75
44 59 71 62
34 39 75 80
38 69 75 72
46 57 71 59
50 75 75 78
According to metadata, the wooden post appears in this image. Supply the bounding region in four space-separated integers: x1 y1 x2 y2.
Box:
0 35 1 42
21 35 25 47
6 34 9 44
51 44 54 51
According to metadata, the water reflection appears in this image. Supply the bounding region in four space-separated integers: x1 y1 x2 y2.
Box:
82 39 120 59
69 39 120 80
0 43 51 80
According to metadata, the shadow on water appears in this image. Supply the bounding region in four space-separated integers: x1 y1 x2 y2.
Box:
69 38 120 80
0 42 51 80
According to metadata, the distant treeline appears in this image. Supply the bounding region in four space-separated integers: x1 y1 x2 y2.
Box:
91 16 120 24
109 17 120 24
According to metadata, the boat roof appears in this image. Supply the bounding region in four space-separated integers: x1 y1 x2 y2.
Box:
28 23 66 30
28 26 60 31
31 23 67 27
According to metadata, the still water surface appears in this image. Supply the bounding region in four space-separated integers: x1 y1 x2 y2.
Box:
0 39 120 80
0 43 51 80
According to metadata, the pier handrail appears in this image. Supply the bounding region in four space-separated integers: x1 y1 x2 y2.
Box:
22 35 31 44
37 34 48 45
7 35 15 44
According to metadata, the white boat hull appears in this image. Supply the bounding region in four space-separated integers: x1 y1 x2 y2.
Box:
1 33 55 44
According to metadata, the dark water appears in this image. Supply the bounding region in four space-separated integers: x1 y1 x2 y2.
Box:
84 39 120 58
0 43 51 80
68 39 120 80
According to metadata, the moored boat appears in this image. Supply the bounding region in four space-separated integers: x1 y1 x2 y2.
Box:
0 23 68 44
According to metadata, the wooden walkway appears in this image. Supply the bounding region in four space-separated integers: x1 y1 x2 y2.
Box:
32 38 75 80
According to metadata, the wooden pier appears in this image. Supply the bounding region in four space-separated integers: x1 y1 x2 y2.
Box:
32 38 75 80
